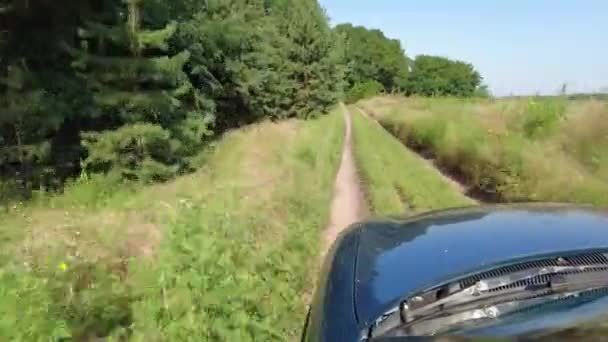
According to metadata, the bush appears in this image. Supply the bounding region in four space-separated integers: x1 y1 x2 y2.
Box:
82 124 179 183
521 98 566 139
0 180 24 207
346 80 384 104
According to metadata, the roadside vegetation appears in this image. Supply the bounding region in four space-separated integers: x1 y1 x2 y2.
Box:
363 96 608 206
350 108 474 216
0 111 344 340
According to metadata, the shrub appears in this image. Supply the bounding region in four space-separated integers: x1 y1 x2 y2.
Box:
346 80 384 104
82 124 179 183
0 180 24 207
521 98 566 139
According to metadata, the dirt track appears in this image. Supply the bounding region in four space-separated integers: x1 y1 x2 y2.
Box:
322 104 367 255
355 106 478 203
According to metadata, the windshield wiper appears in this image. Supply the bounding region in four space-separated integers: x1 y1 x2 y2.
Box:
368 265 608 338
403 287 608 336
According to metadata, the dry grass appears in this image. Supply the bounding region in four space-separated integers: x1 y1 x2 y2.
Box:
369 96 608 206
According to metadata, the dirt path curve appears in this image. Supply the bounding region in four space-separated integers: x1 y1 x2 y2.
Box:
322 104 367 255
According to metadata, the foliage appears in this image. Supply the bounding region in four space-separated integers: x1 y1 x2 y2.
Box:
336 24 410 95
0 0 91 196
334 24 485 101
176 0 288 127
346 80 384 104
278 0 346 118
406 55 483 97
82 124 178 182
0 0 346 199
70 0 215 182
519 97 566 139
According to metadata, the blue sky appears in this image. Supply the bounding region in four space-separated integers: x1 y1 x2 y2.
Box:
319 0 608 96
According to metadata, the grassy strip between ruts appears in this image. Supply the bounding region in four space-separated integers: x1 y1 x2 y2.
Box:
0 109 344 341
349 107 474 217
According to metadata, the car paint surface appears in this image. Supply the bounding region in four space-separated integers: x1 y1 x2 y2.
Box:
305 205 608 342
355 206 608 325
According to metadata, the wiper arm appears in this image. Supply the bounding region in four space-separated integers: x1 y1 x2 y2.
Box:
404 288 608 336
368 265 608 338
552 270 608 291
405 265 608 321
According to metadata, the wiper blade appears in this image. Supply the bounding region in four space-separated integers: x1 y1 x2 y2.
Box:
404 288 608 336
405 265 608 321
368 265 608 339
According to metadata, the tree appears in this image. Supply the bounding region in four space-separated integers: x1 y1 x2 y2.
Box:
269 0 345 118
70 0 213 181
0 0 94 194
6 0 501 199
406 55 482 97
176 0 294 129
1 0 349 196
335 24 410 96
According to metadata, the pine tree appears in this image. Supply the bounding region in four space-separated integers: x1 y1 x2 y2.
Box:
71 0 213 181
0 0 94 195
274 0 345 118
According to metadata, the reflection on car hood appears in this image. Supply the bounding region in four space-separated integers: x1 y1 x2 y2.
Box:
354 205 608 326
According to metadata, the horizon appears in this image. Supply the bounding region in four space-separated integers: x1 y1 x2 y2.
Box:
319 0 608 97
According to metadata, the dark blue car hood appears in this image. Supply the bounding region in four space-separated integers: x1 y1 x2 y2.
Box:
354 205 608 326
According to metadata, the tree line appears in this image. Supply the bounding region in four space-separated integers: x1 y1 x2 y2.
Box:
337 24 487 101
0 0 485 200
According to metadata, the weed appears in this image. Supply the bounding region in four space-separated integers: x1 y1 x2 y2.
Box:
520 98 566 139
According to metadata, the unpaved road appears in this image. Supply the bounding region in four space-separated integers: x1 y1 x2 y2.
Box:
322 104 367 255
355 106 477 203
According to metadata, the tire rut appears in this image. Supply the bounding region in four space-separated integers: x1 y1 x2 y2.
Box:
355 106 480 204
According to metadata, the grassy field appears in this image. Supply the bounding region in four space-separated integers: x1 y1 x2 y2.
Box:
361 96 608 206
350 107 474 216
0 110 344 340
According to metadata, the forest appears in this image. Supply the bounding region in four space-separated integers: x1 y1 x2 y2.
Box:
0 0 485 201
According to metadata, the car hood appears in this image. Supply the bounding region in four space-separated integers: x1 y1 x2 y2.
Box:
354 205 608 326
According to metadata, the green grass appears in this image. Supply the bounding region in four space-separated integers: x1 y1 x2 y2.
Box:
0 110 344 341
350 107 474 216
366 96 608 206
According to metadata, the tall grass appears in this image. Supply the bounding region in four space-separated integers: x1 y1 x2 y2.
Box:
0 111 344 340
350 108 474 216
369 96 608 206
